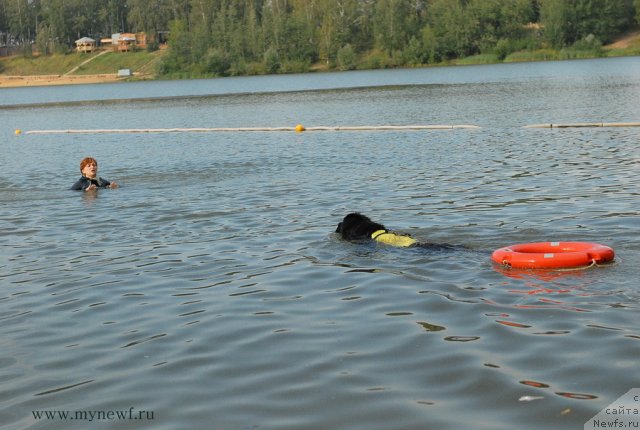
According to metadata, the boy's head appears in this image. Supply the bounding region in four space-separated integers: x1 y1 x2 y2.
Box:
80 157 98 178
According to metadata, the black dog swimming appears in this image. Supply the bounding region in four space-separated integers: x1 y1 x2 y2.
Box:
335 212 458 249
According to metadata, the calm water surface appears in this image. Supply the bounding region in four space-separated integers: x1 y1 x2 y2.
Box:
1 57 640 429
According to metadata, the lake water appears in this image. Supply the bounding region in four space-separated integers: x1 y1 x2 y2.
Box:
1 57 640 430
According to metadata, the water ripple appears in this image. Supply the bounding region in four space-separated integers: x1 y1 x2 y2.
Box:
2 60 640 429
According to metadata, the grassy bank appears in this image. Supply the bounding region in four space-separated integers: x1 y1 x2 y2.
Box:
1 53 90 75
72 50 162 76
0 49 163 78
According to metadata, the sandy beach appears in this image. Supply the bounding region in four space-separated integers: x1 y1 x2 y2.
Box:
0 73 124 88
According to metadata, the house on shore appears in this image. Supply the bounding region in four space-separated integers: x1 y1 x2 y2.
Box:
99 33 147 52
75 37 96 53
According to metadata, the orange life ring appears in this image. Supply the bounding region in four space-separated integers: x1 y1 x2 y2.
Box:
492 242 614 269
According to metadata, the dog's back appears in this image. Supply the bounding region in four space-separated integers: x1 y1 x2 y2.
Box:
336 213 463 250
336 213 416 246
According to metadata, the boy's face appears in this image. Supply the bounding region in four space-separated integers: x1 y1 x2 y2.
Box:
82 161 97 178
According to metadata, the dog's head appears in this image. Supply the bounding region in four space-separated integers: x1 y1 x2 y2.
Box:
336 213 386 241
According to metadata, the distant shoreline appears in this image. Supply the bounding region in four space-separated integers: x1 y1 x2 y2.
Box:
1 29 638 89
0 56 626 89
1 49 639 89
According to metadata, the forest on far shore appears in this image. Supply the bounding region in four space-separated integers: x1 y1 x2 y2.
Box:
2 0 640 77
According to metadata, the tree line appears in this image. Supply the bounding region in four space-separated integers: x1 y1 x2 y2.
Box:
1 0 639 76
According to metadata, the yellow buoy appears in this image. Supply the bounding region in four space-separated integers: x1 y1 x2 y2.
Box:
15 129 22 135
295 124 306 132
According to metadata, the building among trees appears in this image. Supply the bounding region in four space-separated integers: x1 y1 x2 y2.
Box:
75 37 96 53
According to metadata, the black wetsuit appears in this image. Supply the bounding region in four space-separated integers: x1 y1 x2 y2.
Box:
71 176 112 191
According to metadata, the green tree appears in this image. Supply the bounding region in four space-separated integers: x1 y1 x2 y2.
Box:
204 47 231 76
501 0 537 37
5 0 35 45
596 0 635 42
35 22 54 55
467 0 502 53
315 0 363 64
540 0 574 47
337 43 356 70
427 0 474 59
402 35 424 65
373 0 410 54
261 0 289 54
244 0 264 60
158 19 191 75
467 0 535 53
316 0 338 64
0 4 5 45
97 0 128 34
290 0 319 58
39 0 74 51
352 0 376 51
263 45 280 73
67 0 103 39
421 24 437 63
542 0 635 47
128 0 173 45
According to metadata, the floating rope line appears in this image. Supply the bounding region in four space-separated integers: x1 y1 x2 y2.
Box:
21 124 481 135
524 122 640 128
19 121 640 135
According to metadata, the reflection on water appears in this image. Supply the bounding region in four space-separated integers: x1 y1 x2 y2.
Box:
1 58 640 430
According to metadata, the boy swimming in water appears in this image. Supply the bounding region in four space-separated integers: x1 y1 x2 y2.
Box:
71 157 119 191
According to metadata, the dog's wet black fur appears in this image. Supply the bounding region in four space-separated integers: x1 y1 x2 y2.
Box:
335 212 461 250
